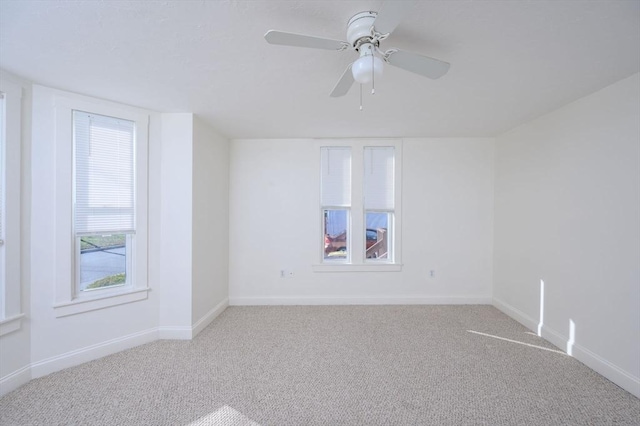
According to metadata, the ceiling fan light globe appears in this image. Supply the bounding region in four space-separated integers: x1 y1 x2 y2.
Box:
351 55 384 84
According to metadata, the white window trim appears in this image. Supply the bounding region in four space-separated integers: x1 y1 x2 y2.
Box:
0 77 23 336
313 139 402 272
53 96 150 318
0 313 25 336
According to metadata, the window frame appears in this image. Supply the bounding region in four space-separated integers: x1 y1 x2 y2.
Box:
0 78 24 336
52 96 150 318
322 207 351 263
72 110 136 294
314 139 402 272
364 210 393 262
75 233 132 294
363 146 397 263
320 146 353 264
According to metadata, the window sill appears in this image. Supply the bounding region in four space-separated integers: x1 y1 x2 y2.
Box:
53 287 151 318
0 313 25 336
312 263 403 272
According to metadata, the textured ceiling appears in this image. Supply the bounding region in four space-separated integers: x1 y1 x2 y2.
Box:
1 0 638 139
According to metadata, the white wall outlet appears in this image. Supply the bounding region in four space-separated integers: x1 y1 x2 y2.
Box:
280 269 294 278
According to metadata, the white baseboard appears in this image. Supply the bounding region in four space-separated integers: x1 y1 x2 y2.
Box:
30 327 158 379
159 298 229 340
572 340 640 399
2 303 231 396
192 298 228 338
492 297 567 350
229 295 492 306
492 297 538 330
0 365 31 397
493 297 640 398
157 326 192 340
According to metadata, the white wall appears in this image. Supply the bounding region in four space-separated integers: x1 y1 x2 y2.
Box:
2 92 231 396
158 113 194 333
28 85 160 377
192 116 229 324
493 73 640 397
4 68 636 401
158 114 230 337
228 138 494 304
0 70 31 394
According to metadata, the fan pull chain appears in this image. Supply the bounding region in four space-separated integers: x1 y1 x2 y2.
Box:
360 84 363 111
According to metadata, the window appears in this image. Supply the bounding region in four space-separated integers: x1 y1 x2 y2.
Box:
51 93 149 318
317 140 402 271
0 77 24 335
364 147 395 261
321 147 351 262
73 111 135 293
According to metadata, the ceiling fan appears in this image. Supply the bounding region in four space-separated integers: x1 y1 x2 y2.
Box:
264 1 450 98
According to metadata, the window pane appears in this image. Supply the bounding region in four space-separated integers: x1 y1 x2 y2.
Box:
365 212 391 260
80 234 127 291
324 209 348 260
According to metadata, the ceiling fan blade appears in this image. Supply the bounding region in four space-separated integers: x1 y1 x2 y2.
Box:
386 49 450 79
372 1 415 35
264 30 348 51
330 64 355 97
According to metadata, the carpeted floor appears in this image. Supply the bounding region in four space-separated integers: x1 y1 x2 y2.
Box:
1 305 638 425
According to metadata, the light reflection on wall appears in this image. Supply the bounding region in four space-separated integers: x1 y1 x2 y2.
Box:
567 319 576 356
538 279 545 337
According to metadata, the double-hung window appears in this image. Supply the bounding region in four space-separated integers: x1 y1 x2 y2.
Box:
318 140 402 271
73 111 135 293
51 92 149 318
363 147 395 260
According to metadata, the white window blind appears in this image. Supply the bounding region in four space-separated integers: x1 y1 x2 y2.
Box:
364 147 394 210
321 147 351 206
74 110 135 235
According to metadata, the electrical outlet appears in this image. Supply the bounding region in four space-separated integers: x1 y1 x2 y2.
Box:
280 269 294 278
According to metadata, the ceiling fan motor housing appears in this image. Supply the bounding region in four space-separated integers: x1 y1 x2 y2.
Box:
347 11 378 48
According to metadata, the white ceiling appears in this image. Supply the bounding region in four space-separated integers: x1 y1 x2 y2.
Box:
1 0 638 139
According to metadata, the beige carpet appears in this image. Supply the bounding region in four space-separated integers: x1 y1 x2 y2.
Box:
1 305 638 425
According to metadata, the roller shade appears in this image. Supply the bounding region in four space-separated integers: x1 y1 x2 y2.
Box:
364 147 394 210
74 110 135 235
320 147 351 206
